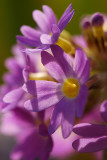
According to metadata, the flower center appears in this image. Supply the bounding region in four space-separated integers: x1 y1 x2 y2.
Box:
62 78 80 98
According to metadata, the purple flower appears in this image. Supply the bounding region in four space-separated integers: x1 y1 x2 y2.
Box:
17 4 74 54
72 100 107 153
2 44 46 111
1 107 53 160
72 12 107 66
1 45 27 112
23 45 90 138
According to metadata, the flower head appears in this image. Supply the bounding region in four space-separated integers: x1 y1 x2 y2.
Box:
23 45 90 138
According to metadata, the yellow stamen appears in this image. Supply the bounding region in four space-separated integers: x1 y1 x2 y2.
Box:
62 78 80 98
92 26 105 50
93 26 105 39
83 28 95 46
56 36 75 55
29 72 53 81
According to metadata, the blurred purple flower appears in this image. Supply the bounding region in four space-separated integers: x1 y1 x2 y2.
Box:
1 107 53 160
1 45 27 112
23 45 90 138
17 4 74 54
2 44 44 111
72 100 107 153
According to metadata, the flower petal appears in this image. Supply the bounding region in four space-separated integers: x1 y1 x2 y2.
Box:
16 35 40 47
58 7 74 32
75 85 88 118
48 98 64 135
72 136 107 153
72 35 87 49
42 5 57 26
100 100 107 123
51 45 74 77
20 25 42 40
61 99 75 138
23 80 63 112
41 50 66 82
40 34 52 44
3 87 24 103
73 49 90 84
49 97 75 138
73 123 107 137
33 10 50 33
58 4 72 30
23 45 49 54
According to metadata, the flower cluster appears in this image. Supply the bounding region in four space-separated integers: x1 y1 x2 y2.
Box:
1 3 107 160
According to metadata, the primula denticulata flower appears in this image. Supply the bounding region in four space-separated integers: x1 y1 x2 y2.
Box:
1 3 107 160
23 45 90 138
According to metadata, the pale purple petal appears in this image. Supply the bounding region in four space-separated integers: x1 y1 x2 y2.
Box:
33 10 50 33
5 58 24 79
1 108 35 136
40 34 52 44
100 100 107 123
23 80 63 112
72 136 107 153
41 50 66 82
73 123 107 137
72 35 87 49
3 87 24 103
75 85 88 118
51 45 75 77
73 49 90 84
61 99 75 138
16 35 40 47
20 25 42 40
42 5 57 26
2 102 18 112
23 80 62 96
24 45 49 54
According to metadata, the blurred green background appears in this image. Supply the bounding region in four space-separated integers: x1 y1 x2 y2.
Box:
0 0 107 159
1 0 107 81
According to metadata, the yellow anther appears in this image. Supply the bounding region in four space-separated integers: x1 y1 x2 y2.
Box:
62 78 80 98
56 36 75 55
92 26 105 51
29 72 53 81
92 26 105 39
